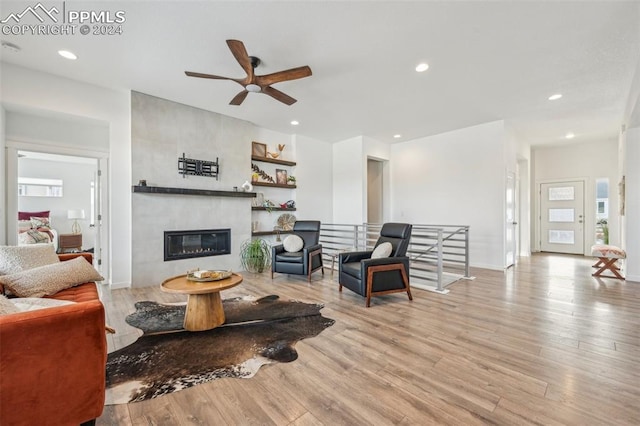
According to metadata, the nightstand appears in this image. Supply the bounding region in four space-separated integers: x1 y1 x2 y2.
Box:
58 233 82 253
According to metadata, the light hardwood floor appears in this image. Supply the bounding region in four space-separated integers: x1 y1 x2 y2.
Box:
97 253 640 425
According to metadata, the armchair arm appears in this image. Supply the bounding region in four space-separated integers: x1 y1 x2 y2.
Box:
303 243 322 255
361 256 410 285
361 256 410 268
272 244 285 259
339 250 372 264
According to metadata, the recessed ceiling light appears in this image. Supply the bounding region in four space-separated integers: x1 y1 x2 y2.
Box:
393 134 402 139
415 63 429 72
565 133 575 139
548 93 562 101
58 50 77 60
291 120 299 126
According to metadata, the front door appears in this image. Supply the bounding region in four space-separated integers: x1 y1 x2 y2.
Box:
540 181 585 254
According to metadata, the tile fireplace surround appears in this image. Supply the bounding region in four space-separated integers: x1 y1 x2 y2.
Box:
131 91 256 287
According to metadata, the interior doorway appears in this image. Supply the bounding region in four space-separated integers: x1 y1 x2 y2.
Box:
539 180 585 255
367 159 384 223
6 145 109 278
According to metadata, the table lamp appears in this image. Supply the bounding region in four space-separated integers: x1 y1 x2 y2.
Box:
67 209 85 234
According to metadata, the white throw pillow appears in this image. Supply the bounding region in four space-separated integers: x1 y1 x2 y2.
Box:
0 294 20 315
0 256 103 298
283 235 304 253
371 242 393 259
0 244 59 276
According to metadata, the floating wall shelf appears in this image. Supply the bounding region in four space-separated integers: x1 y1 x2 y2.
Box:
251 155 296 166
132 185 255 198
251 230 294 237
252 182 297 189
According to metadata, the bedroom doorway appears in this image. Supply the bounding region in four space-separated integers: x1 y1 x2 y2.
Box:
7 145 109 278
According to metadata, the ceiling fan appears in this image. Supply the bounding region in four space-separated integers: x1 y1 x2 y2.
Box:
185 39 312 106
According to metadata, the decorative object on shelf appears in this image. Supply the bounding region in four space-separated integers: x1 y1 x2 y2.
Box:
252 221 259 232
67 209 85 234
178 153 219 180
266 151 280 159
251 172 259 183
263 199 276 213
278 144 285 154
252 192 265 207
287 176 296 184
241 180 253 192
138 180 147 186
252 141 267 158
280 200 296 209
239 238 271 273
276 169 288 185
277 213 296 231
251 163 274 183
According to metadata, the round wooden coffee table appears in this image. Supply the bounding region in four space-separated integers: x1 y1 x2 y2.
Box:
160 273 243 331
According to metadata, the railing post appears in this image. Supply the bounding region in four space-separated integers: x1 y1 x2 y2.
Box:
436 229 444 292
464 226 470 278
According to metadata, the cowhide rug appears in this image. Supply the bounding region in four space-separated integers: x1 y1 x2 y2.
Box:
106 295 334 404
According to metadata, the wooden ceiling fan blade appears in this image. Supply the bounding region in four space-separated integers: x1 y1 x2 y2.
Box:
262 86 297 105
256 66 312 86
229 90 249 105
226 39 254 80
185 71 234 80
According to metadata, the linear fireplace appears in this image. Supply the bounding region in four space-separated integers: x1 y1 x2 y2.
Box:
164 229 231 261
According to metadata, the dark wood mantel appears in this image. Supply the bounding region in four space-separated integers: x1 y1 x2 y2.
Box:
132 185 256 198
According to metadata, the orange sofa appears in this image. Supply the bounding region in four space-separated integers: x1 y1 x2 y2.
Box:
0 253 107 426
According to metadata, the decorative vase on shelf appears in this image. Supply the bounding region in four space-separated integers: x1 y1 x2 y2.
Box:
241 180 253 192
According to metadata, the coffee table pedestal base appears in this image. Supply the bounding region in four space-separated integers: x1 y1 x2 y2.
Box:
184 292 225 331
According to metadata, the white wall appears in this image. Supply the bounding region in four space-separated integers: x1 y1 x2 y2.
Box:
1 63 131 286
532 139 620 253
622 50 640 282
293 134 333 224
6 111 109 150
0 107 5 245
391 120 507 270
333 136 364 224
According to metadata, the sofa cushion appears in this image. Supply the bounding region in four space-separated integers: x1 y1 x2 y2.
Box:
275 252 304 263
0 256 104 298
341 262 362 279
283 235 304 253
0 294 20 315
0 244 59 276
371 242 393 259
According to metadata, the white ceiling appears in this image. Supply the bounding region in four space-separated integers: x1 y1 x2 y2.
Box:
1 1 639 146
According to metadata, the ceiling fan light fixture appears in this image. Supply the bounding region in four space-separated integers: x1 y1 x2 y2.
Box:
246 84 261 93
